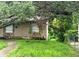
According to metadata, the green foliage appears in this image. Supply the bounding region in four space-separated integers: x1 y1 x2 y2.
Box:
0 1 36 26
64 30 77 42
34 1 79 17
64 11 78 42
0 1 78 42
34 1 78 42
8 40 77 57
8 2 36 18
49 15 72 42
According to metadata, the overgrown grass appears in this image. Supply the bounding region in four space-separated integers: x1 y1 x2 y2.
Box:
8 39 78 57
0 40 7 49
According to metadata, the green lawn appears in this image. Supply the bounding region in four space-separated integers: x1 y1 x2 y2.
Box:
0 40 7 50
8 40 78 57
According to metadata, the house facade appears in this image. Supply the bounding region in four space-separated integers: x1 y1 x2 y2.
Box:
0 16 48 40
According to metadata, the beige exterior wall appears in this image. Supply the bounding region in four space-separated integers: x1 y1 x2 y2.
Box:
40 21 47 38
31 20 47 39
0 20 48 39
13 23 30 39
0 28 4 36
13 20 47 39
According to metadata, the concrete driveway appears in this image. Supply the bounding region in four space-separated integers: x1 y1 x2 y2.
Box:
0 40 17 57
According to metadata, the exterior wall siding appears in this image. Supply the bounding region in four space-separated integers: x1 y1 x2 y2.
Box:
0 20 48 39
13 23 30 39
13 21 47 39
0 28 4 36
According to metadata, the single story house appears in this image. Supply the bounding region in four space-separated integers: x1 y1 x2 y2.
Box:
0 16 49 40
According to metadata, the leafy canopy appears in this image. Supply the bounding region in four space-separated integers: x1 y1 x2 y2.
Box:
0 1 36 26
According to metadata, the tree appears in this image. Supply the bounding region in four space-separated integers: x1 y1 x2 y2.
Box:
0 1 36 27
33 1 79 17
33 1 79 42
50 15 72 42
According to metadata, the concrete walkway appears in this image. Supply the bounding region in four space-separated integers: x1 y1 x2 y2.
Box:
70 42 79 51
0 40 17 57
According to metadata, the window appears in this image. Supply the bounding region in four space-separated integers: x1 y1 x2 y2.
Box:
32 23 39 33
5 25 13 33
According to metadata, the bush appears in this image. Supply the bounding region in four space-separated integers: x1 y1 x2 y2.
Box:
64 30 78 42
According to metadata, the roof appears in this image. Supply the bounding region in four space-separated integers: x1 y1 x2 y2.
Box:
0 15 49 28
26 16 49 21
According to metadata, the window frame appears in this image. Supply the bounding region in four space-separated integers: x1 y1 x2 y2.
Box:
5 25 13 33
31 23 39 33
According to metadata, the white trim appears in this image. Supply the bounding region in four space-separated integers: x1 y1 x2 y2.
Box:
46 20 48 40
